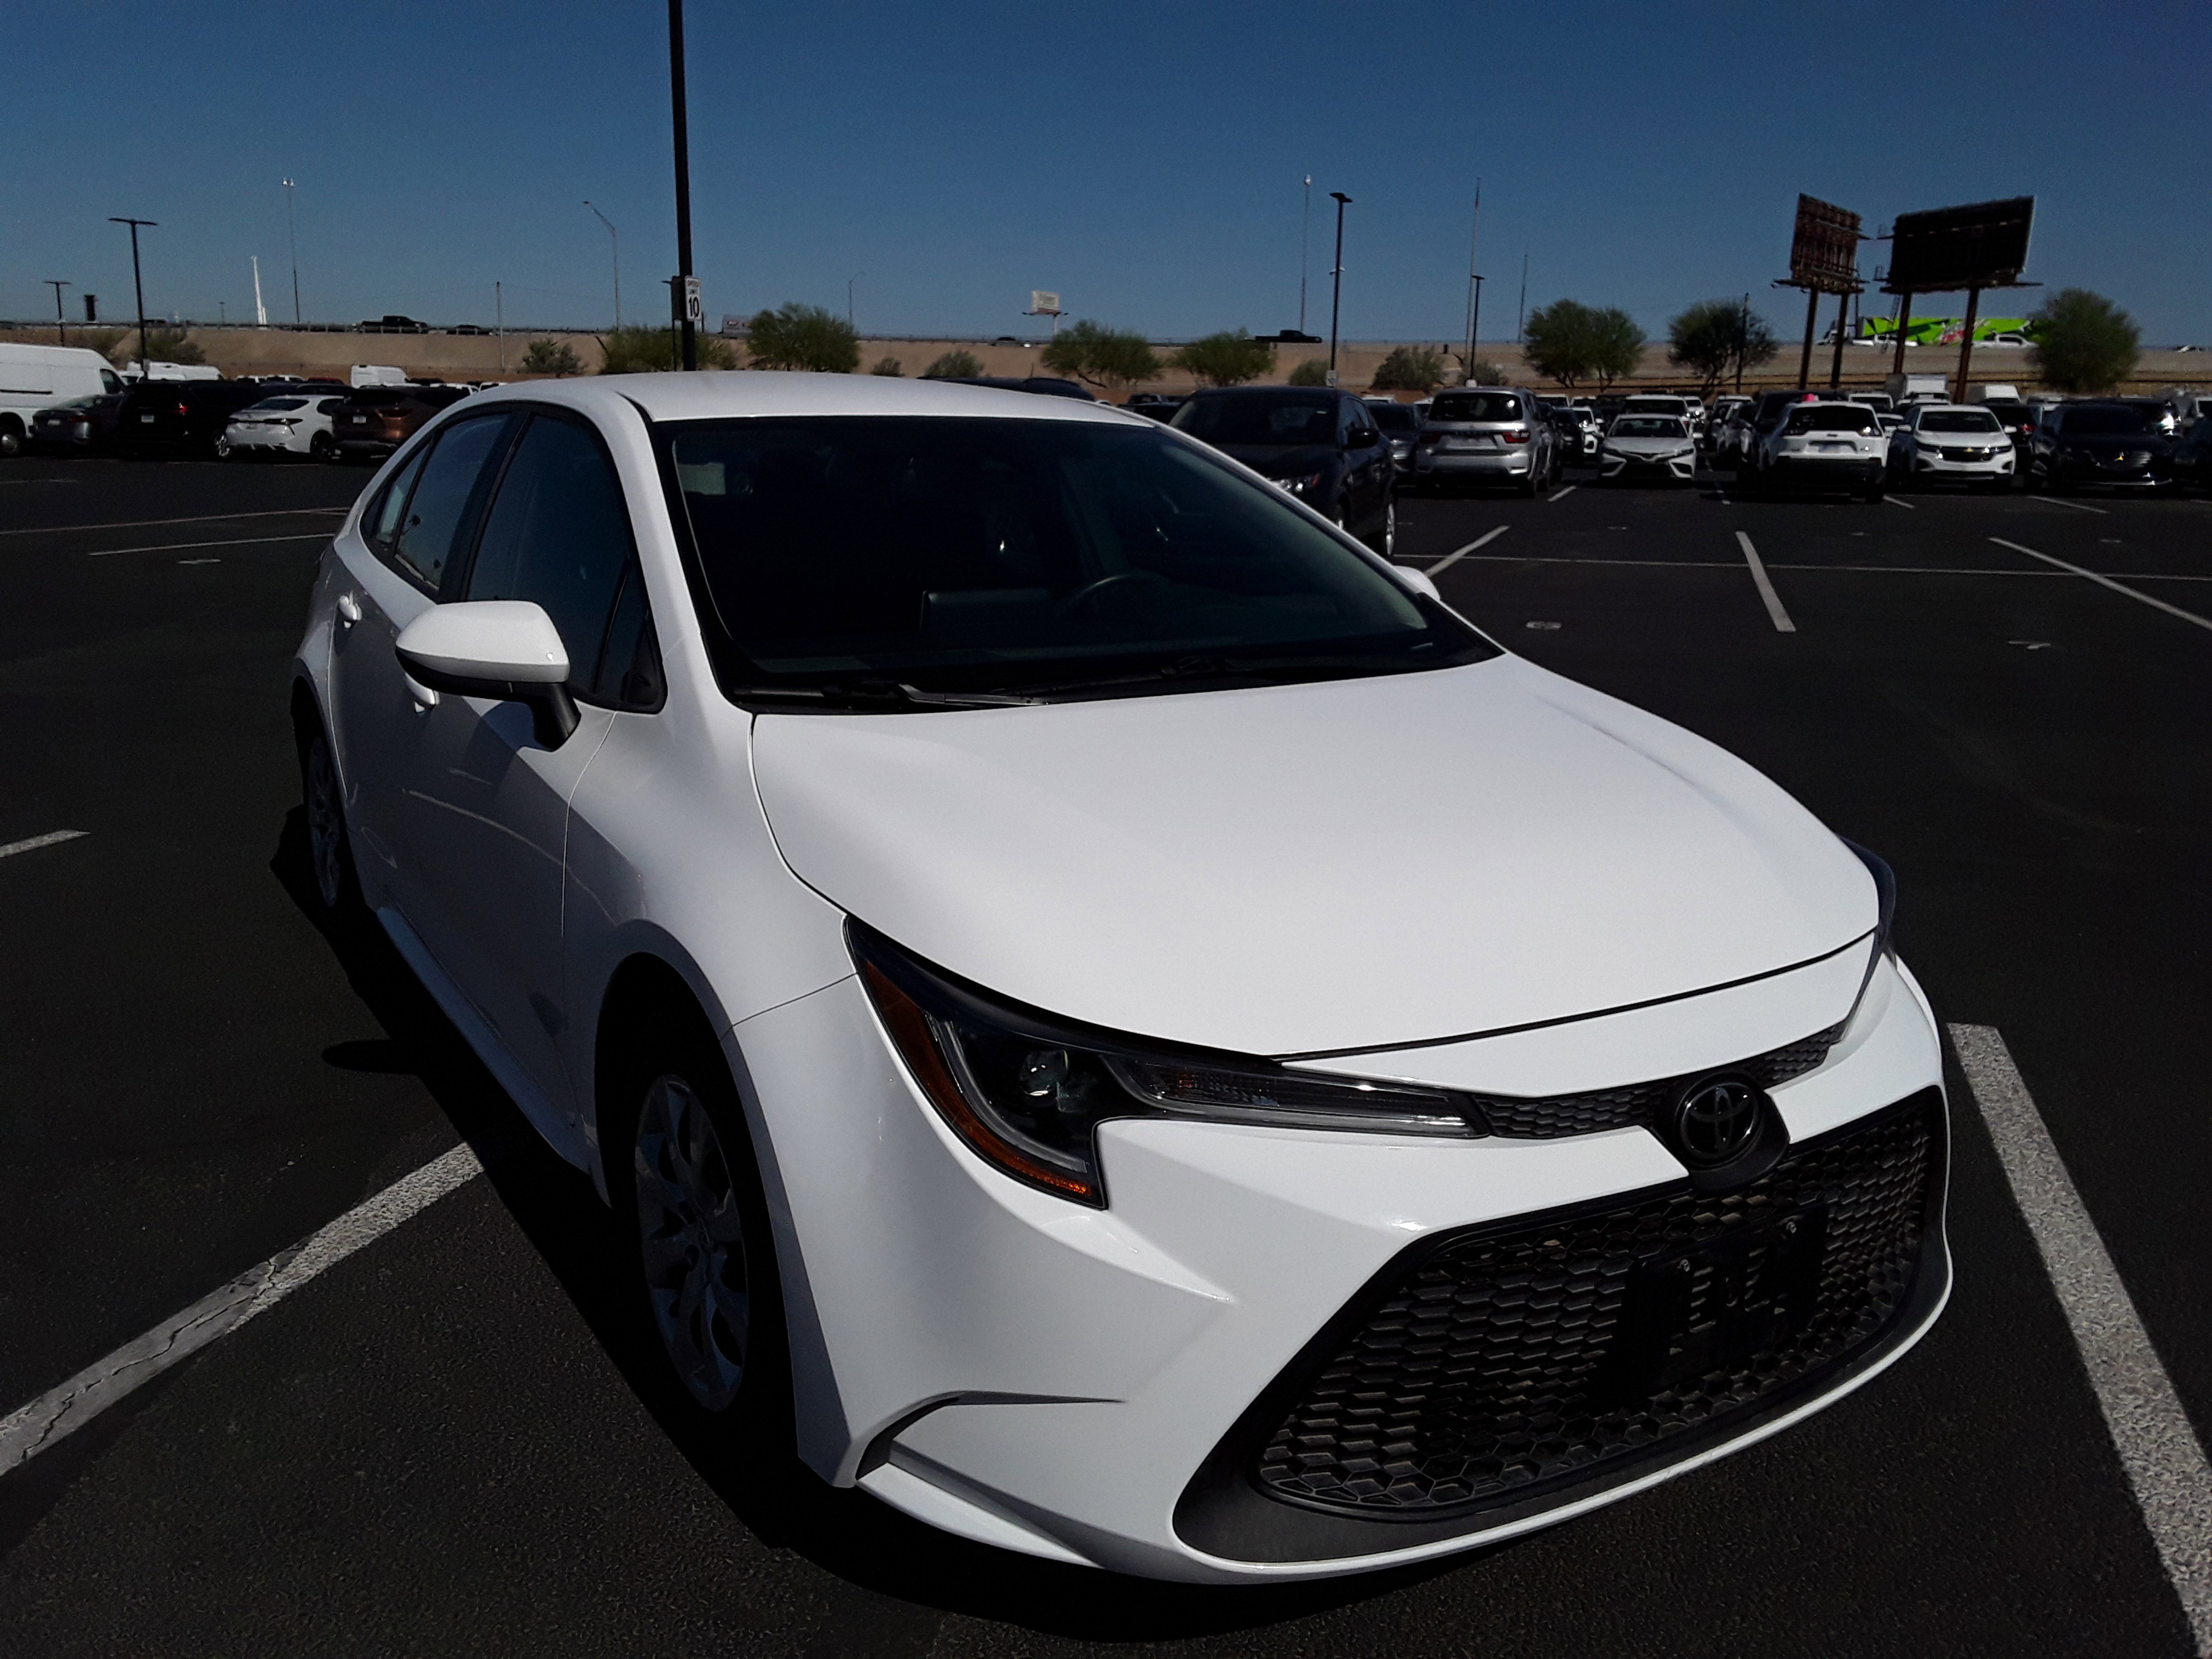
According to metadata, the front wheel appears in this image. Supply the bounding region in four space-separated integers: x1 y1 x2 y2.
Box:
1379 494 1397 558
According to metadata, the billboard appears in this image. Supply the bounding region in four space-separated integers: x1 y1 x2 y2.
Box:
1886 197 2035 293
1030 290 1061 314
1788 195 1863 291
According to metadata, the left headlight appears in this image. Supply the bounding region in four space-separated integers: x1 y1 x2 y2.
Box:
852 923 1480 1206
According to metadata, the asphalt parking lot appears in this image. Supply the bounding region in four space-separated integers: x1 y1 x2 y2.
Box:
1 449 2208 1656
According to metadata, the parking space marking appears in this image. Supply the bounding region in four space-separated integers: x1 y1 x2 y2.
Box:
1733 531 1796 632
85 532 331 559
2037 495 2111 515
0 829 89 861
1990 538 2212 634
1950 1025 2212 1655
1884 496 1917 510
1548 484 1578 502
1422 525 1510 576
0 507 347 539
0 1142 483 1477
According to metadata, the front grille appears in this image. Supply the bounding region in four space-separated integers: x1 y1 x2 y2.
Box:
1252 1092 1939 1518
1470 1022 1843 1139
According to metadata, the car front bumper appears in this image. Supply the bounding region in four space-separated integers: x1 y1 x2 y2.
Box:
1911 450 2013 481
736 949 1949 1582
1600 452 1697 482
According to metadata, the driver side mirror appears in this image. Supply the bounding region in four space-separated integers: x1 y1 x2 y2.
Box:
394 600 579 748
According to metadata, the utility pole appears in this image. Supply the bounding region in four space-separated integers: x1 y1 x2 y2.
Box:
668 0 697 371
109 217 157 373
1735 292 1751 393
44 281 69 344
1515 250 1528 343
1298 175 1312 334
496 280 505 375
848 272 864 331
1462 181 1482 377
1327 192 1351 385
282 179 302 325
585 202 621 329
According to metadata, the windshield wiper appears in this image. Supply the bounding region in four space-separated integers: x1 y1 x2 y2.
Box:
1000 651 1432 701
730 679 1043 711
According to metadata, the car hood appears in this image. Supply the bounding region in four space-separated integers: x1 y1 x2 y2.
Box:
1604 435 1692 457
750 656 1875 1057
1211 442 1339 477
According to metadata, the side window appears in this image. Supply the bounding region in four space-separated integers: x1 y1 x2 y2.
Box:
386 413 513 594
465 413 660 709
100 369 121 394
364 446 430 552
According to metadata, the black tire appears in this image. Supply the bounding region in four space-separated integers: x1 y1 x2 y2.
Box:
0 417 22 459
310 431 336 464
605 1010 789 1430
297 710 363 917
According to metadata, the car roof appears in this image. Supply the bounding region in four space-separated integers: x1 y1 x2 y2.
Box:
573 371 1148 428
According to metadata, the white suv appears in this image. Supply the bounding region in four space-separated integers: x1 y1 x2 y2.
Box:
1888 404 2017 491
1741 400 1887 501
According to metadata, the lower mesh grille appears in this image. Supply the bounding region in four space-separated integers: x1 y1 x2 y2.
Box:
1472 1021 1845 1139
1253 1093 1938 1517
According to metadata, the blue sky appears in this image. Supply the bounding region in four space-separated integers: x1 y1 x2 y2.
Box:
7 2 2208 343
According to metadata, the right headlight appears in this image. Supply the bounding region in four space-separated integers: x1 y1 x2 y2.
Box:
852 923 1480 1206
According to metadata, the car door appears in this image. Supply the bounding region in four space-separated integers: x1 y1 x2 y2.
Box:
1338 399 1383 529
390 407 651 1143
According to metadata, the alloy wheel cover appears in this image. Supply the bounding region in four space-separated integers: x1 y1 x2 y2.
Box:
634 1075 750 1411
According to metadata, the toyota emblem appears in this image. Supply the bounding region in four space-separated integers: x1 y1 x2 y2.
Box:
1672 1076 1763 1167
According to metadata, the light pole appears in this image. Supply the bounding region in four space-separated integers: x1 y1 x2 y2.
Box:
668 0 697 371
281 178 301 325
1462 181 1482 376
1327 191 1351 384
109 217 157 373
1298 175 1312 334
584 201 621 328
44 281 70 344
1467 276 1486 383
848 271 864 331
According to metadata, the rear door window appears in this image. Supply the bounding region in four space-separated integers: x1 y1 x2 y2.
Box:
385 413 516 593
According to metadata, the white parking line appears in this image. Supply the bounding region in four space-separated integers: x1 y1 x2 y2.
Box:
0 507 347 539
1733 530 1796 632
1949 1025 2212 1655
0 830 89 861
86 532 331 559
2037 495 2110 515
1990 538 2212 634
1547 484 1578 502
1423 525 1510 576
0 1142 484 1477
1884 496 1917 510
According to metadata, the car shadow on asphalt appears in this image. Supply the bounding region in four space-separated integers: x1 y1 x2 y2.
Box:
268 806 1496 1641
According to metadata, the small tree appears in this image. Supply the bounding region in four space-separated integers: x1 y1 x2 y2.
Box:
870 355 904 376
140 328 205 365
523 338 584 377
1667 300 1777 399
1167 329 1273 387
1041 320 1161 390
2030 288 2139 393
920 349 982 379
746 303 861 373
1587 307 1646 392
1466 359 1507 386
1287 358 1331 386
1525 300 1644 391
1371 345 1446 392
595 325 737 374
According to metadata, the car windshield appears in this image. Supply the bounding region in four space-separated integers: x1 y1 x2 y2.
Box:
1611 417 1686 438
1172 393 1335 445
658 416 1493 705
1427 392 1523 423
1623 399 1687 415
1917 410 2002 434
2061 406 2155 435
1368 404 1419 431
247 398 308 412
1787 407 1877 434
1980 401 2028 422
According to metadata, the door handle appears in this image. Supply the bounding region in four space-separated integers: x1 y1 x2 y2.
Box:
337 592 362 626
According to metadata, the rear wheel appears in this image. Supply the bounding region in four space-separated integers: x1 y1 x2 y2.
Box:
309 431 336 463
0 417 22 459
298 715 360 915
1379 495 1397 558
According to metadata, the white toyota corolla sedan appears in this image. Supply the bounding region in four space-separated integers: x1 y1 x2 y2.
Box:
291 373 1949 1583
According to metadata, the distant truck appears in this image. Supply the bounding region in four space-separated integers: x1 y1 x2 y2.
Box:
1886 372 1950 404
0 343 127 456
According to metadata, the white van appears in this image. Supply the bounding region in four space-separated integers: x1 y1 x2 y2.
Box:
116 360 223 383
0 344 124 457
350 364 408 388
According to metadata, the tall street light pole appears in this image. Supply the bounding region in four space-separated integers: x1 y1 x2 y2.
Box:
109 217 157 373
848 272 864 331
1328 191 1351 385
45 281 70 344
668 0 697 371
584 201 621 328
1298 175 1312 334
1462 181 1482 377
281 178 302 325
